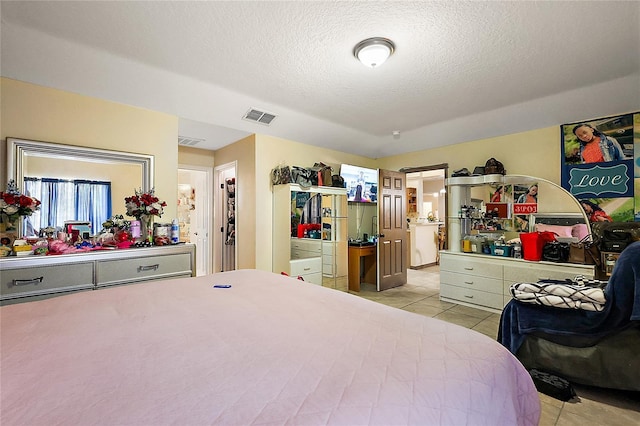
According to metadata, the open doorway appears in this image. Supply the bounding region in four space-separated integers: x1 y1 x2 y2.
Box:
401 164 448 268
178 165 213 276
214 161 237 272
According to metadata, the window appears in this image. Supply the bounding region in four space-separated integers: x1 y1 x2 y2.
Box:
24 177 112 235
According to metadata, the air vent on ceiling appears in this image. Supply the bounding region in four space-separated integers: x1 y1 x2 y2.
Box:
242 108 277 125
178 136 204 146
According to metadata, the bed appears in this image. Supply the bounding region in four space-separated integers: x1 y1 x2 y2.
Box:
1 269 540 425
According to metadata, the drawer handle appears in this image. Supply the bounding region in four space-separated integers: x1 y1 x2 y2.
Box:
138 264 160 272
11 277 44 287
463 267 474 270
303 267 311 271
464 295 474 299
464 281 474 285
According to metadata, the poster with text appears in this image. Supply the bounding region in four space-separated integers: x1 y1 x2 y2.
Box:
561 112 638 222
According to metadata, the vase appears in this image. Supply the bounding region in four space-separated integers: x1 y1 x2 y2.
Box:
143 217 154 244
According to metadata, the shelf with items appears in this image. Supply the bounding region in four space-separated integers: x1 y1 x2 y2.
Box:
406 187 417 218
273 184 348 291
447 174 591 252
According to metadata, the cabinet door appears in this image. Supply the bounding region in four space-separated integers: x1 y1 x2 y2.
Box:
96 253 193 287
1 262 94 300
321 192 348 289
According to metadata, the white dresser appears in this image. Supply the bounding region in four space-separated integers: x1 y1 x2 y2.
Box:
0 244 196 304
290 238 323 284
439 250 595 313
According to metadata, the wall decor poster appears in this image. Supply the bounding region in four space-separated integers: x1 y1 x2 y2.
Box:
561 112 639 223
513 183 538 215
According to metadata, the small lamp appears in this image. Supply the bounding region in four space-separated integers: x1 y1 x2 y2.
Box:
353 37 395 68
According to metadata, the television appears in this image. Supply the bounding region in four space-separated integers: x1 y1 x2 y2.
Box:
339 164 378 203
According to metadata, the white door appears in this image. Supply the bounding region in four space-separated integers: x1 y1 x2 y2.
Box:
178 166 212 276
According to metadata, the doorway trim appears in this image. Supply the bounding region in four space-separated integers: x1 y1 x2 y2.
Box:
178 163 214 276
401 163 449 252
214 161 238 272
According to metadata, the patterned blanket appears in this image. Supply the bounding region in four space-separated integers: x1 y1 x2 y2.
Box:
510 276 608 312
499 242 640 356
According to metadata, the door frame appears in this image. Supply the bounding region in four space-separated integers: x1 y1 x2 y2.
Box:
178 164 214 276
400 163 449 251
214 161 238 272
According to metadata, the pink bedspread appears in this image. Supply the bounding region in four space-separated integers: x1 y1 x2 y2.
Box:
1 269 540 425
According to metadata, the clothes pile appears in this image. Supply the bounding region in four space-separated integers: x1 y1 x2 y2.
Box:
510 276 608 312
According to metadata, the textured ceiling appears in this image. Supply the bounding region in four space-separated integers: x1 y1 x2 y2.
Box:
1 1 639 158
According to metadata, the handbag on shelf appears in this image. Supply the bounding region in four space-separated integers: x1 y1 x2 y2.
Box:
568 235 601 266
542 240 570 263
270 165 291 185
311 162 333 186
520 231 557 261
331 174 345 188
601 230 632 253
484 157 505 175
291 166 313 188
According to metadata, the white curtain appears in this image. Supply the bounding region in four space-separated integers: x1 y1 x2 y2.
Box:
23 178 111 235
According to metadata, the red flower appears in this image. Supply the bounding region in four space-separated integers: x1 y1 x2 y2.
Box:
0 180 40 218
124 188 166 221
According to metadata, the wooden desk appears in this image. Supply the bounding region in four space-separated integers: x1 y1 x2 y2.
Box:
348 245 377 292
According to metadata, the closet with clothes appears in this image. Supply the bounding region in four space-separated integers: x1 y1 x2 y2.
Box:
223 178 236 271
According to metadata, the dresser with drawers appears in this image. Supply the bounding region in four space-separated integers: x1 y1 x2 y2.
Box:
290 238 323 284
0 244 196 305
440 250 594 313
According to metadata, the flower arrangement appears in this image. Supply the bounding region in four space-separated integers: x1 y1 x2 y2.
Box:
124 188 167 222
102 214 131 233
0 179 41 218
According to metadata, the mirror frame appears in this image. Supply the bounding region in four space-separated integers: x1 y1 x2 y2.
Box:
6 137 154 194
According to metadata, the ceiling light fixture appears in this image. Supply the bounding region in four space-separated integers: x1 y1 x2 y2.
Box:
353 37 395 68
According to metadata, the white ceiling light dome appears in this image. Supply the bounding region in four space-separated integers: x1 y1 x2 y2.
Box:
353 37 395 68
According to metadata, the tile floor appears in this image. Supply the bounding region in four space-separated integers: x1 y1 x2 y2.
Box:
350 265 640 426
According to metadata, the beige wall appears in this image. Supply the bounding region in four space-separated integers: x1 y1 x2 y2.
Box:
178 146 215 168
1 78 179 219
378 127 561 183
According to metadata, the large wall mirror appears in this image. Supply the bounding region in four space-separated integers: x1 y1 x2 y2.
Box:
6 137 154 236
